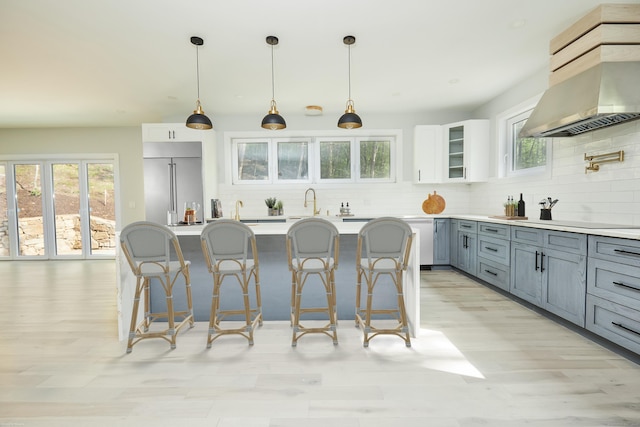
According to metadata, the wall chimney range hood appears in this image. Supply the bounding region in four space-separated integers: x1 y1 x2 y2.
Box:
519 61 640 138
519 4 640 139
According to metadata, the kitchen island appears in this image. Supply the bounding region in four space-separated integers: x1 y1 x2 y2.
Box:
116 220 420 341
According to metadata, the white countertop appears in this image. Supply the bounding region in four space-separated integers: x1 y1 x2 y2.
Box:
168 220 368 236
169 215 640 240
448 215 640 240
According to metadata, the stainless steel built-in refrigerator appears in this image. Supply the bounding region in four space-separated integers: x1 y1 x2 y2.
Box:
143 141 204 225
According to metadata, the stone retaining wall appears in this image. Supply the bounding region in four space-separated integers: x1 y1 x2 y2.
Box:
0 215 115 256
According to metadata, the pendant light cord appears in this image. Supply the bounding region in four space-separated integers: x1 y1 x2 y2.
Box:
195 45 201 101
347 43 352 101
270 43 276 101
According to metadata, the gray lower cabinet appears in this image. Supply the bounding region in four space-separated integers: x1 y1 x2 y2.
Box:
450 219 458 268
433 218 450 265
455 220 477 275
586 235 640 354
476 222 510 291
510 226 587 326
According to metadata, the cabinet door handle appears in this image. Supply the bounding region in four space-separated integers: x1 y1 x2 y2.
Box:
612 322 640 337
484 269 498 276
614 249 640 257
613 281 640 293
434 221 438 233
463 235 467 249
540 252 545 273
535 251 539 271
484 246 498 252
418 170 421 181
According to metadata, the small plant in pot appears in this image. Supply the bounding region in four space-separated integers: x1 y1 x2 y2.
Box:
265 197 278 216
275 200 283 216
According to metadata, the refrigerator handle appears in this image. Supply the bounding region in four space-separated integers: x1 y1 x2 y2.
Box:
168 161 177 212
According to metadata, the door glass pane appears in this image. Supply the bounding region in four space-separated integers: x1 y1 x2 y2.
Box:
52 163 81 256
0 164 8 257
320 140 351 179
277 141 308 180
87 163 116 256
15 164 44 257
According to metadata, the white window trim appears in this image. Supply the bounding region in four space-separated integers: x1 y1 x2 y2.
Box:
497 94 552 180
226 129 400 185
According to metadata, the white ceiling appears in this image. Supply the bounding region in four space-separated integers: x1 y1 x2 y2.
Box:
1 0 636 129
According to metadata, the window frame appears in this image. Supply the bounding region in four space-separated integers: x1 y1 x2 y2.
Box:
497 95 552 179
229 131 398 185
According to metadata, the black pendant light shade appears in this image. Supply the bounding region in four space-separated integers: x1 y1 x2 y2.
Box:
186 36 212 130
338 35 362 129
262 36 286 130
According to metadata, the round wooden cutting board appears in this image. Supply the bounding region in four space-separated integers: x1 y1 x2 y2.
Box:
422 191 446 214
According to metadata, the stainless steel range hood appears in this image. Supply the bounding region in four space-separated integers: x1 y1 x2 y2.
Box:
519 61 640 138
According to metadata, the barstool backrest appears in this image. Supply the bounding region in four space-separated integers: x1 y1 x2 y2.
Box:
287 218 340 269
200 219 257 267
358 217 413 269
120 221 186 275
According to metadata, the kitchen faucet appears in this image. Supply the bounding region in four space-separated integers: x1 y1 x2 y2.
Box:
304 188 320 216
234 200 243 221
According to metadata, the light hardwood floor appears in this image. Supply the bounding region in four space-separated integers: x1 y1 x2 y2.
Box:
1 260 639 426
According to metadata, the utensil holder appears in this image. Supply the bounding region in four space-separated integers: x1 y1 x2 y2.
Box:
540 209 552 220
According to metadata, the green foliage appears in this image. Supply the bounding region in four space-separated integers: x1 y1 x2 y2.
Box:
264 197 277 208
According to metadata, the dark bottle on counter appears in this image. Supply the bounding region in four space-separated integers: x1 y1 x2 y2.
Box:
517 193 525 217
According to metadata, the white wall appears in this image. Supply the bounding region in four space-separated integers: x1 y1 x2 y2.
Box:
0 127 145 228
469 66 640 226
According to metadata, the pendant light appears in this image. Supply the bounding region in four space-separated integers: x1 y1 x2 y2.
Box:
261 36 286 130
338 35 362 129
186 36 213 130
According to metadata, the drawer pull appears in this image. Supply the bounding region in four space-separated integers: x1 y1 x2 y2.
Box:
484 246 498 252
485 228 499 233
484 269 498 276
461 224 471 229
612 322 640 337
612 281 640 293
614 249 640 257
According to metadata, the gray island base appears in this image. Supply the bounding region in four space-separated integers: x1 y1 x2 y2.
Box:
116 221 420 341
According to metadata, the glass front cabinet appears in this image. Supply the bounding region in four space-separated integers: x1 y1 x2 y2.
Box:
443 119 489 183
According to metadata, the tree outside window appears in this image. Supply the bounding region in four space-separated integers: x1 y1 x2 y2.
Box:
509 110 547 174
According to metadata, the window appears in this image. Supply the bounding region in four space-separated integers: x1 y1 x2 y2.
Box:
230 133 396 184
359 139 391 180
318 138 352 181
508 110 547 174
498 96 551 179
235 139 269 181
277 140 309 181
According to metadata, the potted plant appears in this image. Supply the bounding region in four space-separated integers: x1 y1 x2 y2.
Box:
265 197 278 216
275 200 283 216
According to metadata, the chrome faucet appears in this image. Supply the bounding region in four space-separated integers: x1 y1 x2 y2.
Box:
304 188 320 216
234 200 243 221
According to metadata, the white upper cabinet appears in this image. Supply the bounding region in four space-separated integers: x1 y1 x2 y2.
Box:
413 125 442 183
414 119 489 184
443 119 489 183
142 123 204 143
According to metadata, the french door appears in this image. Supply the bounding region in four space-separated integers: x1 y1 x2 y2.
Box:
0 159 117 259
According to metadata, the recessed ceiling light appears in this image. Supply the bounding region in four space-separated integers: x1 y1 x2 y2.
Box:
449 78 460 85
